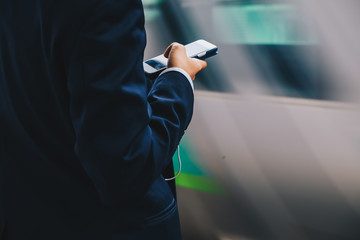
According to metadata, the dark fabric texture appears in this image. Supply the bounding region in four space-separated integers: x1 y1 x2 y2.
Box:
0 0 193 239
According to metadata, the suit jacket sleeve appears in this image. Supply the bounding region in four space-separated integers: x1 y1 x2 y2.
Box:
66 0 194 207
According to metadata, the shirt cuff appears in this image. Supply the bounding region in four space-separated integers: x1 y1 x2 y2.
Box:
159 67 194 91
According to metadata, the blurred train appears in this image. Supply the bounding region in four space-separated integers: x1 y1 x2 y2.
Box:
143 0 360 239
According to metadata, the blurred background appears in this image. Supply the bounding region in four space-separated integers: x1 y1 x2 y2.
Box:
143 0 360 239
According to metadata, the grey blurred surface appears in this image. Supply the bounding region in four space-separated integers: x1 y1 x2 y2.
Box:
143 1 360 239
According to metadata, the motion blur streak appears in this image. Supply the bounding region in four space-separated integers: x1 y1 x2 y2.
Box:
298 0 360 102
143 0 360 239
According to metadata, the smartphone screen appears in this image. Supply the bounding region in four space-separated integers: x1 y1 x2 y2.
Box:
145 59 166 70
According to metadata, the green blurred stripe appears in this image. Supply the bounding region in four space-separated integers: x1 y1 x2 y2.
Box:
213 4 317 45
143 0 163 5
173 139 208 177
175 173 226 195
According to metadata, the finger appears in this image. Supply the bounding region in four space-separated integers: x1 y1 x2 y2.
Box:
199 59 207 70
163 42 179 58
193 59 207 70
168 43 187 59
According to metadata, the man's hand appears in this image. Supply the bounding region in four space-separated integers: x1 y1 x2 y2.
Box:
164 42 207 80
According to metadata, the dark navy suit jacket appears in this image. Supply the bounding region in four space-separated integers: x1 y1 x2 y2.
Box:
0 0 193 239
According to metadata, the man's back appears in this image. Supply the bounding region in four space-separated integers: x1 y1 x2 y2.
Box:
0 0 194 239
0 0 131 238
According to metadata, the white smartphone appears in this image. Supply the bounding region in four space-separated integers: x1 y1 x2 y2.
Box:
143 39 218 78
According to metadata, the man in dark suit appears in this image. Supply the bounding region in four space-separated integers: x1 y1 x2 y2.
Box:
0 0 206 239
